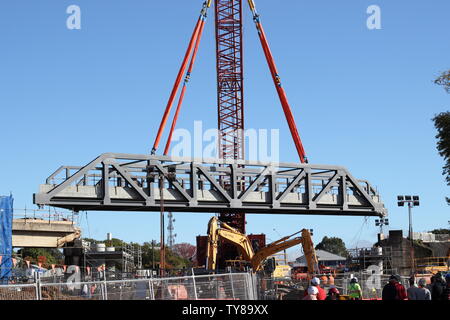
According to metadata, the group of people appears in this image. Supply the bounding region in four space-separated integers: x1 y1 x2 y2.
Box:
302 272 450 301
302 276 348 300
382 272 450 301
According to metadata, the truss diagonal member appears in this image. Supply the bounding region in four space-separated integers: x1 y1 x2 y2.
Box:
197 166 233 203
276 170 307 202
312 172 340 204
36 154 107 203
344 170 381 210
154 164 193 202
239 167 271 201
111 162 153 206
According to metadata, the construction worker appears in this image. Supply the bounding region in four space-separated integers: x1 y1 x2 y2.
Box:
407 277 431 300
444 273 450 301
418 278 432 300
303 286 318 300
382 275 407 300
407 277 419 300
325 287 340 301
347 277 363 300
430 272 446 301
328 274 335 286
302 277 326 300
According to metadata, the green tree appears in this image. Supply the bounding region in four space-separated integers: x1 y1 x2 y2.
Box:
315 236 349 258
434 70 450 205
429 229 450 235
18 248 64 266
435 70 450 93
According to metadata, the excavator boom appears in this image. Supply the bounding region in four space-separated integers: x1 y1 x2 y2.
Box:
206 217 318 276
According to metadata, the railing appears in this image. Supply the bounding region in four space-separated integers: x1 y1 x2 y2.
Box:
12 208 76 223
0 272 257 300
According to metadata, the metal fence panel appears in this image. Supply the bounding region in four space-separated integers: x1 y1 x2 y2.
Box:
40 281 104 300
0 284 38 300
0 272 256 301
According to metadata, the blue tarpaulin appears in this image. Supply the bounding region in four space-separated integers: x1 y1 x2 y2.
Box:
0 195 13 282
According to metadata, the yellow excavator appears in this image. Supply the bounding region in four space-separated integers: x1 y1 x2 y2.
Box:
205 217 319 276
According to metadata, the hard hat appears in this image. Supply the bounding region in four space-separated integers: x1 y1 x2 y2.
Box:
329 287 340 295
311 277 320 286
308 286 319 295
351 277 358 283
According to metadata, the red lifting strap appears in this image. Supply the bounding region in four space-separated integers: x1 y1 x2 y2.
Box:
164 19 207 155
248 2 308 164
151 19 202 154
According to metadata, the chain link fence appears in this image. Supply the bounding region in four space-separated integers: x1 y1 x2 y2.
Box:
254 272 413 300
0 272 257 300
0 283 38 300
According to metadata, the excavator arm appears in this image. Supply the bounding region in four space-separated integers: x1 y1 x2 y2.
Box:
206 217 318 275
299 229 319 276
250 235 303 271
206 217 255 270
250 229 318 274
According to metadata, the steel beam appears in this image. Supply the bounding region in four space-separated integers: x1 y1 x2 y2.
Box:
33 153 387 217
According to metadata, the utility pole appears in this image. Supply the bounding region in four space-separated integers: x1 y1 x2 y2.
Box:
152 240 155 270
159 176 165 277
167 212 177 249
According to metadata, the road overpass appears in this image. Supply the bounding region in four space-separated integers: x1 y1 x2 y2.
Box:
12 219 80 248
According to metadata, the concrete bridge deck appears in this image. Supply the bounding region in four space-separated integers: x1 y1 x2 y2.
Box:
12 219 81 248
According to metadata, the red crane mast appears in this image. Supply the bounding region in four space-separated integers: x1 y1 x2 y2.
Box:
215 0 246 233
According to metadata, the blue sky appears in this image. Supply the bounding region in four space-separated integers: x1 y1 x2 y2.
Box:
0 0 449 253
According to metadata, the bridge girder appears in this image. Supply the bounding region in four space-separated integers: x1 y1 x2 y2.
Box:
33 153 387 217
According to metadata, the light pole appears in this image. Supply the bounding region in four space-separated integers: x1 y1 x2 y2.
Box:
375 218 389 235
397 195 420 275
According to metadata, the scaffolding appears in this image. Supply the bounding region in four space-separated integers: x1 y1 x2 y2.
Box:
347 247 399 275
64 240 143 280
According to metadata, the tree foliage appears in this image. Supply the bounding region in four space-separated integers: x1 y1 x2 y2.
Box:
18 248 63 266
435 70 450 93
315 236 349 258
429 229 450 235
433 70 450 205
172 243 196 261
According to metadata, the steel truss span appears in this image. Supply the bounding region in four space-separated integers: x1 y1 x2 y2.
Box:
33 153 387 217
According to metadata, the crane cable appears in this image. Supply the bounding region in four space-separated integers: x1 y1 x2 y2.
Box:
152 0 212 155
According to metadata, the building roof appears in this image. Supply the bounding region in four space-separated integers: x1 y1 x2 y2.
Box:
292 249 347 266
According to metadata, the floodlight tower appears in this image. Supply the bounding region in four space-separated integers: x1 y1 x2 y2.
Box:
397 195 420 274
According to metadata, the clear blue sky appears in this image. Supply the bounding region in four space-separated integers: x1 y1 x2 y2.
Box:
0 0 449 252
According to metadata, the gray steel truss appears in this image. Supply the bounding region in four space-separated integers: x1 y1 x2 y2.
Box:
33 153 387 217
